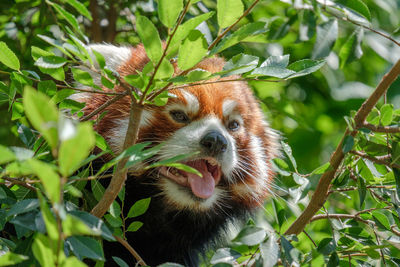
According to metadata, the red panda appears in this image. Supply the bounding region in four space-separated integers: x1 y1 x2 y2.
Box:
73 44 279 266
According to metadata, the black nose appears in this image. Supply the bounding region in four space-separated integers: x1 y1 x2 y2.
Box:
200 131 228 156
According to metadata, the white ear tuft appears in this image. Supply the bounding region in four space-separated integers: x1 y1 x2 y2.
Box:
86 44 132 71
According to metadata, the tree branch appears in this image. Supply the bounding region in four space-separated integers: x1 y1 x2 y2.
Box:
114 235 146 266
91 102 143 217
285 58 400 235
362 123 400 133
350 150 400 169
80 92 128 122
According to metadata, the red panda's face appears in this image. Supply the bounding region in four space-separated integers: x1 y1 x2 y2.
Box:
120 64 277 212
77 46 279 213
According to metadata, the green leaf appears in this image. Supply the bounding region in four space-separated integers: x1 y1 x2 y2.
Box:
127 197 151 218
380 104 393 126
59 122 95 177
217 0 244 29
358 176 366 208
0 42 20 70
342 135 354 153
136 15 163 64
155 58 174 79
312 19 338 59
233 226 266 246
0 145 16 164
112 257 129 267
317 238 336 255
0 252 28 266
336 0 371 21
169 12 215 55
221 54 259 76
210 22 267 55
372 211 391 231
327 252 340 267
38 80 57 97
62 214 97 237
339 28 364 68
210 248 241 264
65 0 92 20
178 30 208 70
69 210 115 241
158 0 183 28
92 50 106 69
65 236 104 261
260 235 279 267
394 168 400 201
37 191 59 241
272 198 285 228
287 59 325 79
312 162 331 175
29 159 60 203
23 87 59 149
126 221 143 232
34 56 67 69
32 234 55 267
51 3 81 33
71 68 94 87
60 256 87 267
281 141 297 171
7 199 39 217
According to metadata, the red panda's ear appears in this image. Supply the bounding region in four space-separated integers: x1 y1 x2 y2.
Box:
85 44 133 72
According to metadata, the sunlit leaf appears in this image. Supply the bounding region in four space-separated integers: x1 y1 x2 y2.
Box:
29 159 60 203
136 15 163 64
217 0 243 29
178 30 208 70
126 221 143 232
158 0 183 28
0 42 20 70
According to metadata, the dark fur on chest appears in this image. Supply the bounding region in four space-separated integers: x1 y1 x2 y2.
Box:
102 174 250 266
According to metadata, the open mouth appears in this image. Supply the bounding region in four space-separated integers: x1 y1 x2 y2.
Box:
159 158 222 199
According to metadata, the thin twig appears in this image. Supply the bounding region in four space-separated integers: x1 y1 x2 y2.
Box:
329 185 394 194
302 230 317 247
362 123 400 133
208 0 261 51
322 5 400 47
285 58 400 235
350 150 400 169
2 177 37 191
138 0 192 105
80 92 128 121
114 235 147 266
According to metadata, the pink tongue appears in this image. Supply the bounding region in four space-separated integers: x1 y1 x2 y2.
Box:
184 160 215 199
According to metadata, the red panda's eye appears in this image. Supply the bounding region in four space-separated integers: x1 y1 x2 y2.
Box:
228 120 240 131
170 110 190 123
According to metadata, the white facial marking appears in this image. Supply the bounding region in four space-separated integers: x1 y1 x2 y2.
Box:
181 90 200 115
222 99 238 118
248 134 269 189
158 116 238 179
108 110 154 154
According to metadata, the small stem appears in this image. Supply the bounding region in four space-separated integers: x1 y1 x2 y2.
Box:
350 150 400 169
80 92 128 122
114 235 147 266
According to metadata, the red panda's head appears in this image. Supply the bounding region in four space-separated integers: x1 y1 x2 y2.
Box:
74 44 279 213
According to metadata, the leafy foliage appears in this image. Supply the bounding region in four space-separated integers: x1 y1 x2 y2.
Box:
0 0 399 266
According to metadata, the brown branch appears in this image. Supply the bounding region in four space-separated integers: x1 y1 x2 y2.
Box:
208 0 261 51
114 235 146 266
105 0 118 43
138 0 192 105
329 185 394 194
391 225 400 237
362 123 400 133
80 92 128 122
58 85 124 96
2 177 37 191
285 58 400 235
91 102 143 218
350 150 400 169
310 213 372 225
